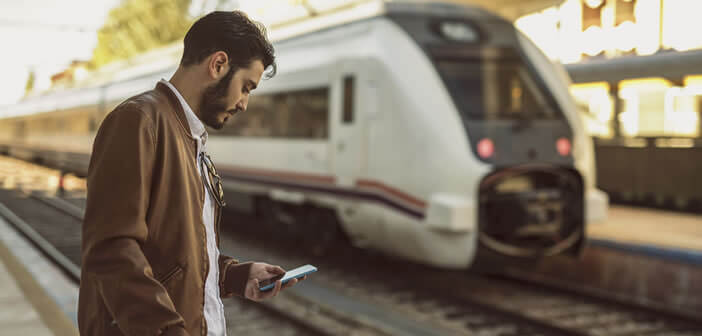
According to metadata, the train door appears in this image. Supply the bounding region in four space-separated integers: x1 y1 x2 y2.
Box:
330 58 383 246
331 58 376 187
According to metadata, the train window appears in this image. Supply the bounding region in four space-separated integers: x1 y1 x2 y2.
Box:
678 75 702 137
216 87 329 139
618 78 672 137
570 82 614 138
342 76 355 124
664 88 700 138
14 120 26 138
433 52 559 121
571 78 701 139
57 117 67 134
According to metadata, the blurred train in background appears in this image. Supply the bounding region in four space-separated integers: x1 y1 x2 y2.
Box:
514 0 702 213
0 1 610 269
567 49 702 212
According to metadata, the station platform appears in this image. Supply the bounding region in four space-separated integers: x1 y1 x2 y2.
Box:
516 205 702 317
588 205 702 263
0 215 78 336
591 205 702 250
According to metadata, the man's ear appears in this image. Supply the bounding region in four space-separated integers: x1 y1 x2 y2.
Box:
208 51 230 79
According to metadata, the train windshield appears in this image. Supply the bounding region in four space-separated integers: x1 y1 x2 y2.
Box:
432 47 560 121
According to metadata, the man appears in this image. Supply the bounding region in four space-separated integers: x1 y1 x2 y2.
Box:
79 11 300 336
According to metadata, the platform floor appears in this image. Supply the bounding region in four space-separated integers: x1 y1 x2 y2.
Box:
0 257 54 335
589 205 702 252
0 224 78 336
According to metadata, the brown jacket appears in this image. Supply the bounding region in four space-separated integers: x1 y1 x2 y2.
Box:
79 83 252 336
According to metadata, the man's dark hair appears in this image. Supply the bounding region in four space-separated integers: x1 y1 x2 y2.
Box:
181 11 276 78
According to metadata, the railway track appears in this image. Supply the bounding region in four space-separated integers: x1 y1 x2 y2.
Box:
1 155 702 335
221 217 702 336
2 188 559 336
0 189 372 336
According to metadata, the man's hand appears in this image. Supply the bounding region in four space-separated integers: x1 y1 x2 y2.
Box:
243 262 305 301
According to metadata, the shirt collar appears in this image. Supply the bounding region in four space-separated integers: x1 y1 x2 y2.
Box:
159 79 206 141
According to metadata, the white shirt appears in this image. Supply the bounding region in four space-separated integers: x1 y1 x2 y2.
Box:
161 79 227 336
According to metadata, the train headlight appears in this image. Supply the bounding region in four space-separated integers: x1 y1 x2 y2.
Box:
437 21 479 42
557 138 571 156
477 138 495 159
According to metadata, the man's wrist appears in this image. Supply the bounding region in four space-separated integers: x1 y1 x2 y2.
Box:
221 261 254 298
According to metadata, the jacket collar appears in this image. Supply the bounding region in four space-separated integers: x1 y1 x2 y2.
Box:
155 82 194 140
158 79 206 141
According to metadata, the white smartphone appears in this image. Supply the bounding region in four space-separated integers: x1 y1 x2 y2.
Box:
258 264 317 291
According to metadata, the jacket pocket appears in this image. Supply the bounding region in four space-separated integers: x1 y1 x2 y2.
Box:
157 264 183 285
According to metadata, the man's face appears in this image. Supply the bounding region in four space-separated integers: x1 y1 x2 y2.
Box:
199 60 264 130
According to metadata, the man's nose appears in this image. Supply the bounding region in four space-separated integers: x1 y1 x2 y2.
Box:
236 96 248 111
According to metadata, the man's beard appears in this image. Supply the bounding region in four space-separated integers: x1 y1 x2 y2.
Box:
199 68 240 130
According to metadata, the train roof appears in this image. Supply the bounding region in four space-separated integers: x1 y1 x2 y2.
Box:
384 1 500 19
0 1 503 120
565 48 702 84
269 1 502 44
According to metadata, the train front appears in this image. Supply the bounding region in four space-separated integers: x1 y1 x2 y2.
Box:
387 3 608 265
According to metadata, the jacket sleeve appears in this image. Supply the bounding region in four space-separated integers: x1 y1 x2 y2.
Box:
81 107 188 335
219 255 253 298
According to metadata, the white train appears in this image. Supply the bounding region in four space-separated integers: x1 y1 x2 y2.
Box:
0 1 608 269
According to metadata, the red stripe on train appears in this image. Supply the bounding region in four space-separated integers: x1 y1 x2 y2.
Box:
218 164 427 210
